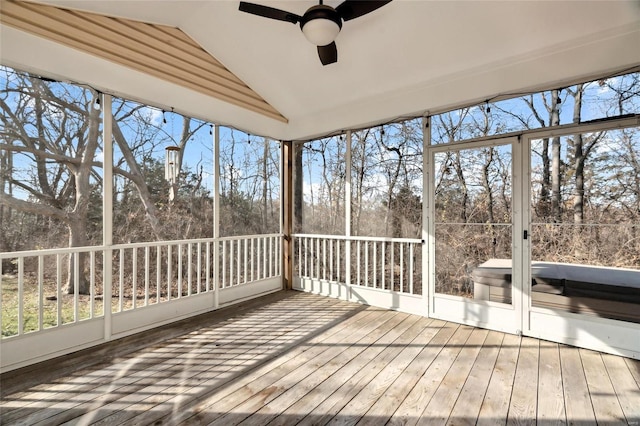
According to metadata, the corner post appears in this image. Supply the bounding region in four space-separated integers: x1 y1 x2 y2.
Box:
102 94 113 341
282 141 294 290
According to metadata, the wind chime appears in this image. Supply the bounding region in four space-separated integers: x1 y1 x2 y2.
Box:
163 108 180 202
165 146 180 201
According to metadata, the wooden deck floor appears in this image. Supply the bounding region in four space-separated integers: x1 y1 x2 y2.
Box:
1 291 639 425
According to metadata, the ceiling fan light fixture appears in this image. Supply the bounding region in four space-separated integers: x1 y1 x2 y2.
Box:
238 0 393 65
300 5 342 46
301 18 340 45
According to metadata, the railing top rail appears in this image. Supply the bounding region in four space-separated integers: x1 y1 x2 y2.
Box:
0 245 105 259
218 233 283 242
292 234 423 244
0 234 284 259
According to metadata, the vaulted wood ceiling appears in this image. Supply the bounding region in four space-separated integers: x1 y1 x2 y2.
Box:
0 0 286 122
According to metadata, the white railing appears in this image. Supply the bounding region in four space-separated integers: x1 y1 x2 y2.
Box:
0 245 106 338
293 234 423 295
219 234 281 289
1 234 282 341
111 238 216 314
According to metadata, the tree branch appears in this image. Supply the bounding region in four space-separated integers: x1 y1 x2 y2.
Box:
0 192 67 220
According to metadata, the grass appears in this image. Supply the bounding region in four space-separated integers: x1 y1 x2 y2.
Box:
1 273 209 338
1 274 105 338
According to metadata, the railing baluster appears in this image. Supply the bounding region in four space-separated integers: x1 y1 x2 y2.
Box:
409 243 414 294
357 240 361 286
187 243 192 296
156 246 161 304
318 238 322 279
251 238 255 282
232 240 237 286
18 257 24 335
307 238 313 278
178 244 183 298
244 238 248 284
119 248 124 312
269 237 272 278
339 239 342 281
373 242 378 289
197 242 202 294
390 242 395 292
206 242 211 292
365 241 369 287
57 254 62 324
188 243 193 296
262 237 269 278
322 239 327 280
257 238 262 281
400 243 404 293
145 247 150 306
90 251 95 318
237 240 241 286
273 237 277 277
310 238 315 279
74 252 79 322
167 245 172 301
297 237 301 277
132 248 138 309
329 239 334 281
380 241 387 290
303 238 308 278
223 240 227 288
229 240 236 286
38 255 44 331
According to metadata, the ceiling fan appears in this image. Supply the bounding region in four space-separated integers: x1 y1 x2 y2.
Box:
238 0 392 66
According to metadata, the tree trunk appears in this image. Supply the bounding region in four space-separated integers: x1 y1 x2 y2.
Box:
550 90 562 222
65 96 101 294
294 144 303 233
537 137 551 218
482 148 496 257
262 137 269 231
454 152 468 222
571 85 585 225
65 217 90 294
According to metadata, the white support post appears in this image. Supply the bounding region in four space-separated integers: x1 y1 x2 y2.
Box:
345 130 352 300
423 114 432 316
213 124 220 308
102 94 113 339
514 134 526 335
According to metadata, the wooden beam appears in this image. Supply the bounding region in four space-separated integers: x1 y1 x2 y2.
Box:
282 141 294 290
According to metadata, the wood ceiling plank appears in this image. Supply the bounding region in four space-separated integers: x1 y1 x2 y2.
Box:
78 13 250 91
1 12 283 121
0 0 286 123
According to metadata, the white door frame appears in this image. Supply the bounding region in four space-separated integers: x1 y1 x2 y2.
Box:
521 122 640 359
427 136 524 334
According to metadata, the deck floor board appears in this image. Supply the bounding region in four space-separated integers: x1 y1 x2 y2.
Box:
1 291 639 426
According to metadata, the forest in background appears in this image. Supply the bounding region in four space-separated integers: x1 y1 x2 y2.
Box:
1 66 639 298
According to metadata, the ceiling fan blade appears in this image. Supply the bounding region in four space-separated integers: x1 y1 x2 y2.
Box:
238 2 301 24
335 0 392 21
318 42 338 66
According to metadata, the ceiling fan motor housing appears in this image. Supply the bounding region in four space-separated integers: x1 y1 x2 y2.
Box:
300 5 343 46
